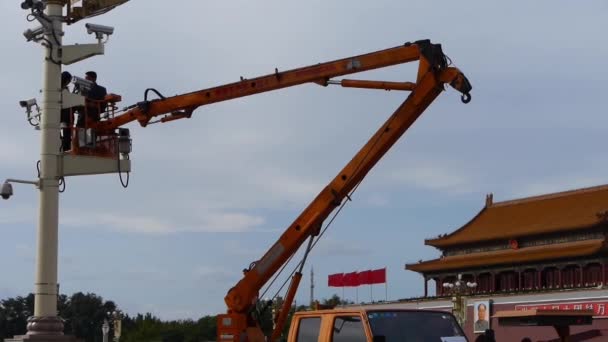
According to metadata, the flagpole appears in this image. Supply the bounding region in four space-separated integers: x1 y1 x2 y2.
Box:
356 286 358 304
370 284 373 303
385 282 388 301
385 267 388 301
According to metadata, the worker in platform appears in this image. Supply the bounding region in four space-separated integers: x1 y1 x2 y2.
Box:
84 71 107 100
78 71 107 127
60 71 73 152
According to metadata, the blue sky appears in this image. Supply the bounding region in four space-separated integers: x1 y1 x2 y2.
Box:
1 0 608 320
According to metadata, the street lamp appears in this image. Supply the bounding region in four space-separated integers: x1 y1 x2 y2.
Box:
443 274 477 326
6 0 126 339
101 319 110 342
109 310 122 342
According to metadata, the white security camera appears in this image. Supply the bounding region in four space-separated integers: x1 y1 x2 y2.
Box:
19 98 39 115
85 23 114 39
19 98 37 109
1 182 13 200
23 26 44 42
71 76 94 94
20 98 40 127
20 0 45 11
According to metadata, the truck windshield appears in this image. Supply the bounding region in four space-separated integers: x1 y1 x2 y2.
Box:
367 311 466 342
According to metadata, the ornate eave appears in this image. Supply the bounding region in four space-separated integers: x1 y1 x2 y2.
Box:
406 238 607 274
425 184 608 249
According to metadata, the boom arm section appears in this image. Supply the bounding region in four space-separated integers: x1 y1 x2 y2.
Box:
93 40 468 133
216 41 471 342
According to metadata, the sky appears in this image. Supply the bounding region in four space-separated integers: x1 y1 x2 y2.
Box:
1 0 608 320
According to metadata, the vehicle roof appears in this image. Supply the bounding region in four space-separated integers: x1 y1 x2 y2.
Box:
293 308 452 316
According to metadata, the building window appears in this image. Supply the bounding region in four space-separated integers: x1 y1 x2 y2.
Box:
522 269 537 290
541 267 560 289
332 315 367 342
497 271 517 292
584 263 602 286
477 273 492 293
562 265 581 288
295 317 321 342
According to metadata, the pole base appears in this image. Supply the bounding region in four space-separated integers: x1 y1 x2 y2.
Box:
26 316 64 335
4 317 79 342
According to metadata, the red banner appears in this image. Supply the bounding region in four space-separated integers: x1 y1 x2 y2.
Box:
358 270 371 285
370 268 386 284
343 272 360 287
328 269 386 287
328 273 344 287
515 301 608 317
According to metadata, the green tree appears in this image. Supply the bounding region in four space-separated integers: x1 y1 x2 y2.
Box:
120 313 163 342
196 315 217 340
61 292 117 342
0 293 353 341
0 292 117 342
0 294 34 339
322 294 351 307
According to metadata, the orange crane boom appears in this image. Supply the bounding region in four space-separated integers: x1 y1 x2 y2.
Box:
213 41 471 342
92 40 469 134
78 39 471 342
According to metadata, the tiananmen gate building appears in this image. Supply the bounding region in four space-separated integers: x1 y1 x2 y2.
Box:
363 184 608 341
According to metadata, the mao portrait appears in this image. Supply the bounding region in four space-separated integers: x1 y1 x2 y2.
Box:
474 301 490 333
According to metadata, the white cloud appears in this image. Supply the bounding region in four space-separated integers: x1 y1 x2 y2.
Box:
121 267 171 280
193 266 237 284
15 243 34 261
222 240 267 259
60 209 265 234
0 287 19 299
365 193 390 207
164 165 325 212
384 162 472 194
0 141 29 164
512 176 608 199
0 205 37 225
315 238 373 257
249 167 324 207
198 211 266 233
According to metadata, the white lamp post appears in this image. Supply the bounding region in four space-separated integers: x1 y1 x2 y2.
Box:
443 274 477 326
111 311 122 342
102 319 110 342
4 1 127 340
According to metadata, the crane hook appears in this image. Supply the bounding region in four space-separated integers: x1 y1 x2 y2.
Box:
461 93 471 104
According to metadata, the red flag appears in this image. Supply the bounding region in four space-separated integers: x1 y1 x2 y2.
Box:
358 270 371 285
370 268 386 284
328 273 344 287
343 271 360 287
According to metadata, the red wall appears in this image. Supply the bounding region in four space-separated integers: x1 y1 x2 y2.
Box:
462 302 608 341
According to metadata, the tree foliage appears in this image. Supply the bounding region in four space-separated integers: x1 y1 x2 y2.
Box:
322 294 352 307
0 293 115 342
0 294 34 339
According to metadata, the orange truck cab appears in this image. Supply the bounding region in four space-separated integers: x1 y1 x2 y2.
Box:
286 308 468 342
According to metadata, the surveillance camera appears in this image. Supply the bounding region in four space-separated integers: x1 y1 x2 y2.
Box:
71 76 94 93
1 182 13 200
19 98 37 108
23 26 44 42
20 0 45 11
85 23 114 38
